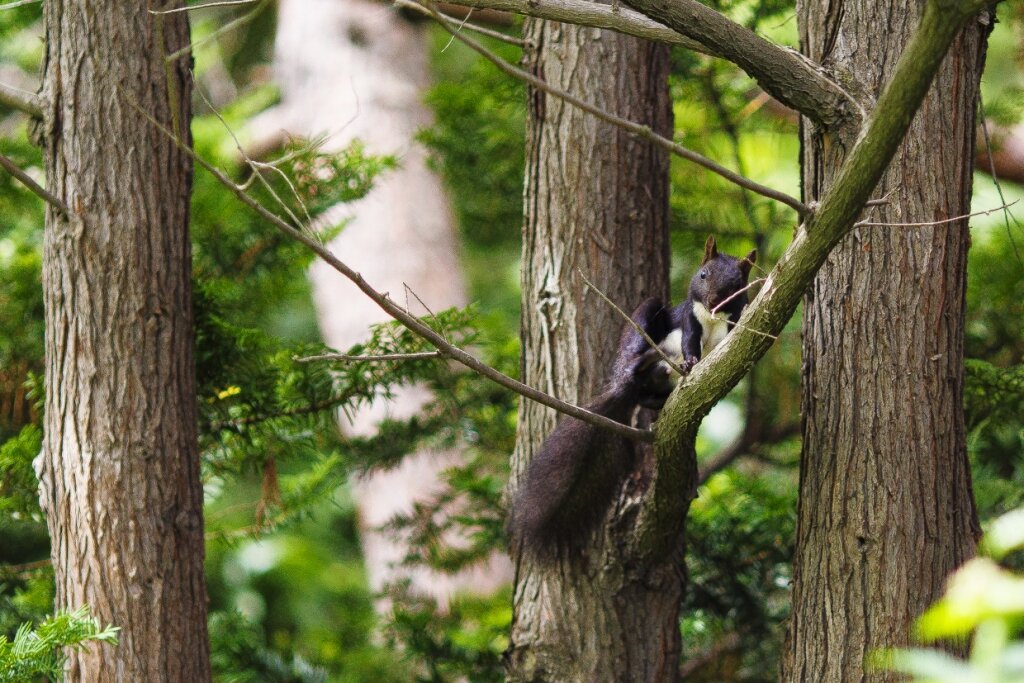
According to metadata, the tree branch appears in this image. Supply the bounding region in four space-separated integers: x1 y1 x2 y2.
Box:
396 0 527 47
637 0 994 561
440 0 709 51
0 80 42 119
622 0 853 127
441 0 852 126
123 96 654 444
0 154 68 216
422 1 809 216
294 351 443 363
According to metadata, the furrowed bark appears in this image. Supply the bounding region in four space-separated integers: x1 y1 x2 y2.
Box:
37 2 211 680
785 0 989 678
506 14 678 682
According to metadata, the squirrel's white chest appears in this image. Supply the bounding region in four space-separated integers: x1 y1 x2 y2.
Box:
693 302 731 356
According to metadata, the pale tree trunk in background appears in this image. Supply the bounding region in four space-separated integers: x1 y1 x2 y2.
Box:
506 19 675 682
36 2 211 681
250 0 511 604
785 3 989 680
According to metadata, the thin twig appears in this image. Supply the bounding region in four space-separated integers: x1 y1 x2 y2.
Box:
0 154 69 216
403 283 450 344
124 94 654 443
294 351 442 364
709 278 777 341
710 277 764 316
864 188 895 207
395 0 527 47
195 83 312 232
165 0 267 62
726 318 778 341
420 0 810 217
854 200 1018 228
441 5 475 52
979 95 1023 265
151 0 259 14
578 270 687 378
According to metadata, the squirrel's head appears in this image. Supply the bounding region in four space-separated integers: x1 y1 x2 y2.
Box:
688 235 757 312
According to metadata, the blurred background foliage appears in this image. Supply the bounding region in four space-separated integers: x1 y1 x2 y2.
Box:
0 0 1022 681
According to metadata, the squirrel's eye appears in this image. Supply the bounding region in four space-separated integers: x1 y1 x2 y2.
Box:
699 269 708 280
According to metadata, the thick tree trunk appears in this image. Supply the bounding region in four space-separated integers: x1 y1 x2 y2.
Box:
785 3 988 680
36 3 210 681
506 19 677 682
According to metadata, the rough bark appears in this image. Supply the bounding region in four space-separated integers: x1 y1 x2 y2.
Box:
250 0 512 605
785 2 989 680
35 3 211 681
506 18 677 682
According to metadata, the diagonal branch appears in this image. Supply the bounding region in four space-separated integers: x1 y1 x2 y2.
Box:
622 0 853 127
422 1 809 216
397 0 527 47
123 96 654 444
0 154 68 216
441 0 851 127
440 0 709 51
637 0 995 561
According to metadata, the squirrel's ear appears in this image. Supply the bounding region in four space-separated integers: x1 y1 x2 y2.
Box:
702 235 718 264
739 249 757 279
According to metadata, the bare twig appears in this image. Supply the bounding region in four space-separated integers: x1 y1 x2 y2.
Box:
421 1 810 217
710 277 764 316
864 188 895 207
0 154 69 217
165 0 268 62
578 271 688 378
151 0 259 13
979 95 1023 265
195 83 312 231
125 95 654 443
395 0 527 47
854 200 1018 228
294 351 443 364
725 317 778 341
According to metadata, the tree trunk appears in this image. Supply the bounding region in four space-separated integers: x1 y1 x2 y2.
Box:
506 19 677 682
785 3 989 680
36 3 210 680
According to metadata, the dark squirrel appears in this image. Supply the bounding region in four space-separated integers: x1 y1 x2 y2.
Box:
508 236 756 551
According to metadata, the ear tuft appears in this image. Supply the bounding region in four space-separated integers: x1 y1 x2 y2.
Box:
702 235 718 264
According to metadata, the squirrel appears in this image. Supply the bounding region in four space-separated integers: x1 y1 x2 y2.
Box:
508 236 756 552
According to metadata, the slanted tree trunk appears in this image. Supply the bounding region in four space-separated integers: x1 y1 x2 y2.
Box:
785 2 989 680
506 19 675 682
36 3 210 680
